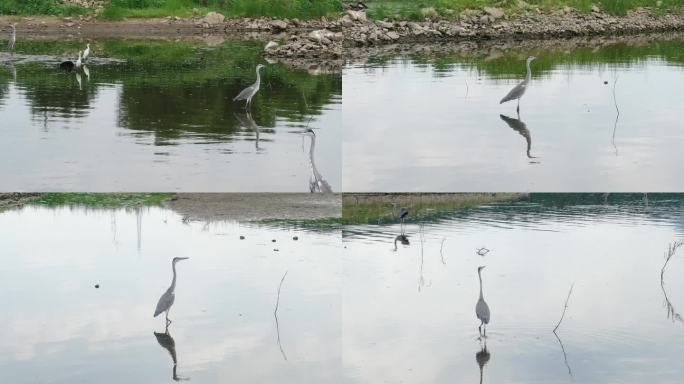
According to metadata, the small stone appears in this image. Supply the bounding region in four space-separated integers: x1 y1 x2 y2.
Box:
94 284 99 288
484 7 504 19
265 41 279 51
604 81 608 84
203 11 225 26
591 4 601 13
272 239 277 242
293 236 299 240
270 20 288 31
386 31 400 40
240 235 245 240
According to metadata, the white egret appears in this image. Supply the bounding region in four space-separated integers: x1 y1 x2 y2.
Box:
75 51 83 69
154 257 189 326
500 56 536 113
476 266 491 337
83 43 91 61
233 64 265 110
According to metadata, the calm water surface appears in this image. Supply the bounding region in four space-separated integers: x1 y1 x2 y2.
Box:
0 205 341 383
0 38 341 191
343 38 684 192
343 196 684 383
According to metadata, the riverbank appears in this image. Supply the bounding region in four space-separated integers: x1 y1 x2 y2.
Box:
342 193 524 224
5 6 684 61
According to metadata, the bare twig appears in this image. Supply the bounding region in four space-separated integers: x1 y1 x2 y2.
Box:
464 79 469 99
274 270 289 361
440 238 446 265
612 75 620 156
554 283 574 332
661 241 684 323
553 283 575 377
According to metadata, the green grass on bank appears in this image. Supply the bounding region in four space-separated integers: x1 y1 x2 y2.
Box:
100 0 343 20
366 0 684 19
33 193 173 208
0 0 342 19
0 0 89 16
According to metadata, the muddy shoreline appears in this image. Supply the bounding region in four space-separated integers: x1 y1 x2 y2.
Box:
4 8 684 62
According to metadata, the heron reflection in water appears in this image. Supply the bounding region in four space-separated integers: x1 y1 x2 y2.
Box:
154 326 190 381
234 111 262 151
499 114 537 161
475 339 491 384
303 128 332 193
154 257 190 326
393 234 409 251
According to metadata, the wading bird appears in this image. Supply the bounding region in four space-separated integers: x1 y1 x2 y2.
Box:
7 23 16 52
476 266 491 337
75 51 83 69
154 257 189 326
500 56 536 113
83 43 90 61
304 128 332 193
233 64 265 110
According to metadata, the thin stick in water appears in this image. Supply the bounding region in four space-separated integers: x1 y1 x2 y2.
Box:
612 75 620 156
274 270 289 361
554 283 574 332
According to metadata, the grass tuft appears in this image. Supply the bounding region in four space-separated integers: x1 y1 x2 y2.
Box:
33 193 173 208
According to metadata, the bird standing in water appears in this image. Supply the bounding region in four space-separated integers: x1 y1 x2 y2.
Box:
234 64 265 110
500 56 537 114
154 257 190 326
83 43 91 61
476 266 491 337
7 24 16 52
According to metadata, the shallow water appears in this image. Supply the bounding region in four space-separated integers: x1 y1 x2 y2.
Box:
0 205 341 383
343 195 684 383
343 38 684 192
0 38 341 192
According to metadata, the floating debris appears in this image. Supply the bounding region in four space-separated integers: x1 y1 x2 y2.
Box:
293 236 299 241
476 247 490 256
272 239 277 242
94 284 100 289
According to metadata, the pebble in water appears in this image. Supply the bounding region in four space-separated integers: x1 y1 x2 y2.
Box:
293 236 299 240
95 284 100 289
240 236 245 240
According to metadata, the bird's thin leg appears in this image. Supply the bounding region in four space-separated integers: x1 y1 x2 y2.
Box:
165 310 172 326
517 98 520 113
478 323 482 337
483 325 487 338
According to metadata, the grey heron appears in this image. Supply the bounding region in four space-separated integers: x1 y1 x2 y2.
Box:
476 266 490 337
233 64 265 110
154 257 189 326
83 43 91 61
304 128 332 193
7 23 16 52
500 56 536 113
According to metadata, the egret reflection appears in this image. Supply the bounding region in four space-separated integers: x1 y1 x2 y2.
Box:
476 266 491 338
154 257 190 327
499 114 536 160
304 129 332 193
153 327 190 381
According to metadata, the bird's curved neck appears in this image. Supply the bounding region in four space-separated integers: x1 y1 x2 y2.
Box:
255 67 262 87
478 270 484 299
169 262 178 292
525 60 532 83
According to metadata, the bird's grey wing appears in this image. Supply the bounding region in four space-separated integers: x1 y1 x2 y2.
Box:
233 85 256 101
154 291 175 317
500 81 527 104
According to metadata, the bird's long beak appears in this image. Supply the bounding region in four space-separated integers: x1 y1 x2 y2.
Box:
178 257 189 261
